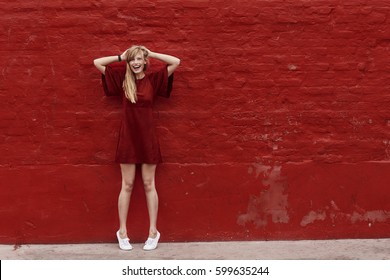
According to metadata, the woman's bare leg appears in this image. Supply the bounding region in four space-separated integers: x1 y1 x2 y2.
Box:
118 164 136 238
141 164 159 238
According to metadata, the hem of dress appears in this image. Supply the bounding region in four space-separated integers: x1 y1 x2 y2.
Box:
115 160 163 164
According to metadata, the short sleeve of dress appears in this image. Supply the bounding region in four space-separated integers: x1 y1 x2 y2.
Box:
101 64 126 96
149 66 174 98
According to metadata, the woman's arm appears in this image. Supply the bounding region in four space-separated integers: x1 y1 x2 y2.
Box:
147 50 180 76
93 51 126 75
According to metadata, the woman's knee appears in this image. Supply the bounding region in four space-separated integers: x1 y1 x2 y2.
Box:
122 179 134 192
120 164 136 192
141 164 157 192
143 179 155 192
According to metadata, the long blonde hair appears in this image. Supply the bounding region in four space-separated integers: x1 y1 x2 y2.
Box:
122 45 149 103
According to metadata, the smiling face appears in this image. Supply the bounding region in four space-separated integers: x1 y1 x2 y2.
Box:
129 50 147 77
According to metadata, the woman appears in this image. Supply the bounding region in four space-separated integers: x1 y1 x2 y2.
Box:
93 46 180 251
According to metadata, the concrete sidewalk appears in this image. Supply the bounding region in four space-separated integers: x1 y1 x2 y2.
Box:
1 238 389 260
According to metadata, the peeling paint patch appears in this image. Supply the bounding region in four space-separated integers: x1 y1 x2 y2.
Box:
301 210 327 226
350 210 390 223
238 165 289 228
248 163 270 178
24 221 37 229
301 201 390 226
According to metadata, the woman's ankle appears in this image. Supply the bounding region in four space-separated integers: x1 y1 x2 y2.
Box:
149 229 158 238
118 229 127 238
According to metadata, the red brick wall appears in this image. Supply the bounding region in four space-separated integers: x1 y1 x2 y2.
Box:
1 0 389 243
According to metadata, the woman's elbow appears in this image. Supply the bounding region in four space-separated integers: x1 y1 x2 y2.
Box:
93 59 100 67
93 59 105 74
175 58 181 66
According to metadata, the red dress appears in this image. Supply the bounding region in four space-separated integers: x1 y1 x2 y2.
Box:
101 63 173 164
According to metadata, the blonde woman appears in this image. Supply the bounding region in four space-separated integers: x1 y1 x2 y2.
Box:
93 46 180 251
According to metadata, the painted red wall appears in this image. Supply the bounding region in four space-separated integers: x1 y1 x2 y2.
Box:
1 0 389 244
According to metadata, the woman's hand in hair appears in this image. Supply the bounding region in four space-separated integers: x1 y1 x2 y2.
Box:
146 50 180 76
120 49 129 61
142 47 153 58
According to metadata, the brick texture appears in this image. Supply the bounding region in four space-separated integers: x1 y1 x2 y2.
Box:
0 0 389 243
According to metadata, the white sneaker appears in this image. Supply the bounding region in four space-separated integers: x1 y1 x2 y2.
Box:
116 230 133 251
143 231 160 251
